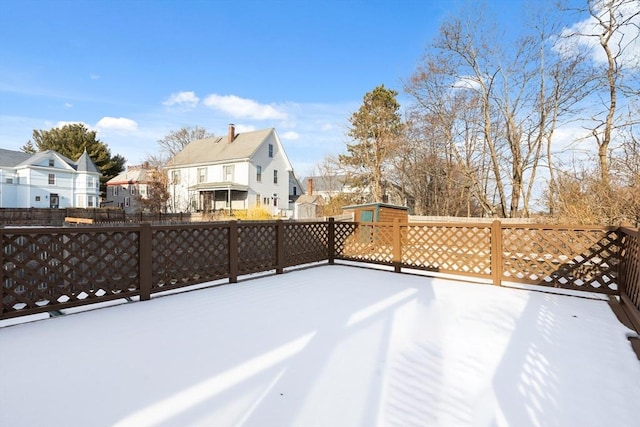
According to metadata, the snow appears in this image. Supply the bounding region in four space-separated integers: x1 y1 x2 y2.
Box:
1 264 638 427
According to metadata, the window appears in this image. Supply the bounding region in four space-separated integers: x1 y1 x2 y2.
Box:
113 186 118 196
48 159 54 167
273 169 278 184
88 197 94 207
293 186 297 195
171 170 180 185
35 196 41 201
268 144 274 157
48 173 55 185
124 197 130 207
198 167 207 183
5 178 13 184
256 165 262 182
256 194 261 206
263 197 269 205
273 194 277 207
224 165 234 182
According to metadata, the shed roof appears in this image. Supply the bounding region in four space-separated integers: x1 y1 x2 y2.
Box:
342 202 408 211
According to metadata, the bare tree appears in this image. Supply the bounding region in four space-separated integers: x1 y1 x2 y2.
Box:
147 125 214 165
405 2 592 218
560 0 640 187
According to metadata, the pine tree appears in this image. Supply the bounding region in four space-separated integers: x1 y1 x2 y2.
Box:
340 85 403 202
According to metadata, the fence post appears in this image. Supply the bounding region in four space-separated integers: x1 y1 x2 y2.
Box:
276 219 284 274
328 218 335 264
139 223 152 301
491 220 502 286
393 218 402 273
229 220 239 283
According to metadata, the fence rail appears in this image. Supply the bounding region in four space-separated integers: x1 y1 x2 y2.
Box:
2 219 639 327
0 208 191 226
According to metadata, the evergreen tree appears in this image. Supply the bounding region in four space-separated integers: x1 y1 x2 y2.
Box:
340 85 403 202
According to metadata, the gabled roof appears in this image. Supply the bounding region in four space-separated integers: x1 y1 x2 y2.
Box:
0 148 100 174
107 167 152 185
16 150 76 170
303 175 348 193
0 148 31 167
165 128 274 168
295 194 325 205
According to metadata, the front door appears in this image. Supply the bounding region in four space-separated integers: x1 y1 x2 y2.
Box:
50 193 59 209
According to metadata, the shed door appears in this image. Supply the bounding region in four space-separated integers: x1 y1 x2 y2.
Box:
360 210 374 222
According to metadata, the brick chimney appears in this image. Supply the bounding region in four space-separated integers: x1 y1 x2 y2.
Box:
228 123 235 143
307 178 313 195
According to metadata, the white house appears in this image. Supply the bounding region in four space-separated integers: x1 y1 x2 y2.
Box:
164 125 302 217
0 148 101 208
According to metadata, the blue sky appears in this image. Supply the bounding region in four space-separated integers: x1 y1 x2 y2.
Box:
0 0 597 176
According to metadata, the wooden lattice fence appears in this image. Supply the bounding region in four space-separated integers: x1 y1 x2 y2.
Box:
2 219 639 324
333 221 627 294
619 226 640 330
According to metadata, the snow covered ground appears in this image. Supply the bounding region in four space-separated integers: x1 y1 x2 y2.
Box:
1 264 639 427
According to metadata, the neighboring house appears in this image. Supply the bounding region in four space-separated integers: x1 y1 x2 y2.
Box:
293 177 325 219
0 148 101 209
301 175 355 202
164 125 301 217
105 162 156 213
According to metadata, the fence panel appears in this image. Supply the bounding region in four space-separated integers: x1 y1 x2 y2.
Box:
338 222 395 266
283 222 329 267
150 223 230 293
619 227 640 330
237 222 278 275
501 225 622 294
402 223 492 279
1 226 141 318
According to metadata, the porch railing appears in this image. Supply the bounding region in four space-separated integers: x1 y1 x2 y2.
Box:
2 219 639 328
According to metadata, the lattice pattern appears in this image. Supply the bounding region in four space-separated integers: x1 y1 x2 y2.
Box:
620 229 640 309
403 225 492 276
502 227 622 293
340 224 395 264
2 230 139 315
238 224 277 274
334 223 357 257
283 223 329 266
151 226 229 290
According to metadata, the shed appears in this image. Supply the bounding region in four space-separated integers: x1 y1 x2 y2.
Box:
342 203 409 223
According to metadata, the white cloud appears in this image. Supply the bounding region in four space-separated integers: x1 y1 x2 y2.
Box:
64 103 73 109
203 94 288 120
556 2 640 70
162 91 200 108
281 131 300 140
55 120 87 128
96 117 138 132
452 75 482 91
90 74 100 80
235 124 256 133
321 123 333 131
